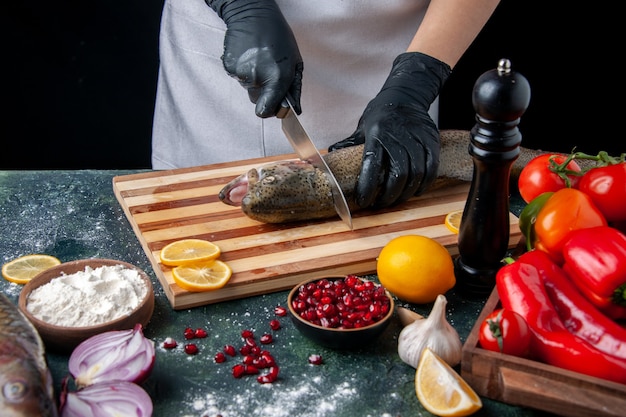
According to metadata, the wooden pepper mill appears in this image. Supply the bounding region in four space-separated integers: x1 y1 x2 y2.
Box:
454 58 531 297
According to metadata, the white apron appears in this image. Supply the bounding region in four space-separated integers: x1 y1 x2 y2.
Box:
152 0 433 169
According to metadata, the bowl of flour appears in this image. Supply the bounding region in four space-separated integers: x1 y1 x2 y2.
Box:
18 258 155 353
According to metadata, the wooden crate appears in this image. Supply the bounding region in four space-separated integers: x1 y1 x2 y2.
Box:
461 289 626 417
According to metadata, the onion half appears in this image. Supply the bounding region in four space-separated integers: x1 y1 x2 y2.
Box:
69 323 155 388
61 381 153 417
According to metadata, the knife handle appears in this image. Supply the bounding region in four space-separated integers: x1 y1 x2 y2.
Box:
275 93 295 119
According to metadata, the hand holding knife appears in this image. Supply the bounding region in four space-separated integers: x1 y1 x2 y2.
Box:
276 94 353 230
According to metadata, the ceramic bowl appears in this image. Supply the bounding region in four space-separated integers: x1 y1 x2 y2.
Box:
287 275 395 349
18 258 155 353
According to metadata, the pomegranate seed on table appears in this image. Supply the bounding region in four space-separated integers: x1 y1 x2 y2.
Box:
274 306 288 316
232 364 246 378
162 337 178 349
260 333 273 344
183 327 195 340
223 345 236 356
184 344 199 355
269 319 281 330
194 328 208 338
214 352 227 363
241 329 254 339
308 354 323 365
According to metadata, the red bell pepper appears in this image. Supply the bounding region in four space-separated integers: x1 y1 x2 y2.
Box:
533 188 607 264
540 252 626 360
496 249 626 384
562 226 626 320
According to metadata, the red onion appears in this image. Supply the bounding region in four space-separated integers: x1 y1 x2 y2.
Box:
69 323 155 388
61 381 153 417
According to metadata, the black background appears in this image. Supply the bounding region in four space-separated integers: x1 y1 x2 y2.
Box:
2 1 621 169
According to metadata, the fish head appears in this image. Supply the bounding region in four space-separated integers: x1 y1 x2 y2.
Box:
219 168 259 206
0 355 58 417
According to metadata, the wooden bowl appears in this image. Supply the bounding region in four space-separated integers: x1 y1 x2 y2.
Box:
287 275 395 349
18 258 155 353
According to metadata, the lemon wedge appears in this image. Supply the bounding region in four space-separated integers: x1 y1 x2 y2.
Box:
415 348 482 416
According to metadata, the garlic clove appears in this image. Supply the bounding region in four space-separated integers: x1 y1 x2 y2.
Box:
397 294 463 368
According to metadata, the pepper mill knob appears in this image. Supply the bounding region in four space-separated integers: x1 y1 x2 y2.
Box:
454 58 531 297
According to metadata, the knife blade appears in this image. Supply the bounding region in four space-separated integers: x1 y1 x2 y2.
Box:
277 96 353 230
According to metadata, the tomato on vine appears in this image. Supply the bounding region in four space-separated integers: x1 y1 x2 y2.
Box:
577 162 626 223
478 308 531 357
518 154 582 204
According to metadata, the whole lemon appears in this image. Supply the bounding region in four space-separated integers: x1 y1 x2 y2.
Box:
377 235 456 304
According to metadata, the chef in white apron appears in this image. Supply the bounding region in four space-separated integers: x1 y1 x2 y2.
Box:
152 0 500 208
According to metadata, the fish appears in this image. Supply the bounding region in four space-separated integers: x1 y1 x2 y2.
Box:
218 129 558 224
0 292 58 416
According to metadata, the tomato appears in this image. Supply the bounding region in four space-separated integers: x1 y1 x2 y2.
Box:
577 163 626 223
478 308 531 357
518 154 582 203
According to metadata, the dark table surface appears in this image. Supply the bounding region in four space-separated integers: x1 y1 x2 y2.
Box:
0 170 554 417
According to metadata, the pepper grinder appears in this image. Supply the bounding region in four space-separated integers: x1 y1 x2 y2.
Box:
454 59 531 297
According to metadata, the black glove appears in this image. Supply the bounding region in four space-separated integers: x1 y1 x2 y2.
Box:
329 52 451 209
206 0 303 117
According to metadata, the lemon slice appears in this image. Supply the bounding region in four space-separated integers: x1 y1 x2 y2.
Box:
2 254 62 284
172 260 233 292
416 348 482 417
160 239 221 266
444 210 463 234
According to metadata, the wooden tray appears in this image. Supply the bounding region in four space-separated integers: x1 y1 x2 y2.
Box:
113 154 521 310
461 288 626 417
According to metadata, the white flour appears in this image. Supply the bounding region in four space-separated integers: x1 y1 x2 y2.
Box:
26 264 148 327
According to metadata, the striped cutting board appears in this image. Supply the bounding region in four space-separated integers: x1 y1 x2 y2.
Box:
113 154 521 310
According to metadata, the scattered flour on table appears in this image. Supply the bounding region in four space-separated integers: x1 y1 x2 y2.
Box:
26 264 148 327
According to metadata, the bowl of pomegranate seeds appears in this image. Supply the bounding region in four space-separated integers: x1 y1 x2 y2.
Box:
287 275 395 349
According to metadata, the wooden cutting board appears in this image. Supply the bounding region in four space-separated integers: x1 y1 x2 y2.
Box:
113 153 521 310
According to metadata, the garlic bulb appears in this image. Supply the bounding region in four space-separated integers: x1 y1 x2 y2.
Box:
397 294 463 368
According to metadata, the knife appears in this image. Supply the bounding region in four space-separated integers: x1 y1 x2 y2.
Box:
277 95 353 230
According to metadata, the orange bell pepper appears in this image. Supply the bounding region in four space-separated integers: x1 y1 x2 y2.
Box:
534 188 607 264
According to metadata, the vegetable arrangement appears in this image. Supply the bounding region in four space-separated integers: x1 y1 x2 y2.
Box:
483 148 626 384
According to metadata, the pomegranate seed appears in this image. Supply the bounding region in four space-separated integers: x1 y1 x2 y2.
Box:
274 306 287 316
241 329 254 339
269 319 281 330
224 345 236 356
259 350 275 364
257 366 279 383
194 328 208 338
243 355 255 365
214 352 227 363
184 344 199 355
162 337 178 349
232 364 246 378
183 327 195 340
308 354 323 365
292 276 389 329
260 333 273 344
253 356 268 368
244 365 259 375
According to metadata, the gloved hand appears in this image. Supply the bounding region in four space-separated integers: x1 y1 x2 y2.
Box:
329 52 451 209
206 0 303 117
